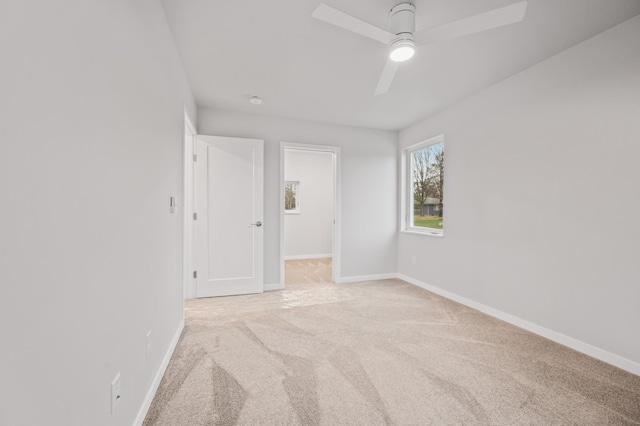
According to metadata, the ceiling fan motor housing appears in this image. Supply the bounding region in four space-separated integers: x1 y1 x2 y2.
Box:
389 2 416 36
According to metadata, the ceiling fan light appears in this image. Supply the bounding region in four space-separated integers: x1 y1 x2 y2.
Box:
389 38 415 62
390 45 415 62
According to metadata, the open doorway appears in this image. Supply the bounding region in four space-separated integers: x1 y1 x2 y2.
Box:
280 142 340 288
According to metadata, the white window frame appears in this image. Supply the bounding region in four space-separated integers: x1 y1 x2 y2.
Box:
402 135 444 237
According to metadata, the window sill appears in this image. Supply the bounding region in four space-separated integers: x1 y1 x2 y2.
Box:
400 229 444 238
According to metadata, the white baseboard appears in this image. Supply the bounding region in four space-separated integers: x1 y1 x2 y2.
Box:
134 320 185 426
335 273 399 284
264 282 284 292
397 274 640 376
284 254 332 260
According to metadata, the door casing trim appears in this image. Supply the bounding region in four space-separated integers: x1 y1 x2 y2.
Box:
183 108 197 299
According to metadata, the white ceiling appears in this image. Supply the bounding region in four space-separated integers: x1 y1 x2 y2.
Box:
160 0 640 130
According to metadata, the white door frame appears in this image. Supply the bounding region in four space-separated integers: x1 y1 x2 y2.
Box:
182 108 197 299
280 142 341 287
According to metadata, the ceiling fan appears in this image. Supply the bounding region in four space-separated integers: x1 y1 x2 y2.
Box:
312 1 528 95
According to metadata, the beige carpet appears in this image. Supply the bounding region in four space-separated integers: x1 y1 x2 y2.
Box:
144 265 640 425
285 258 332 285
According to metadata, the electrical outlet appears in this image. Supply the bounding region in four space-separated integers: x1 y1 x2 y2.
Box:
146 330 152 358
411 255 416 265
111 373 121 414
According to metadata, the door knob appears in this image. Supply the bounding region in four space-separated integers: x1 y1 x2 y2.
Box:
251 221 262 227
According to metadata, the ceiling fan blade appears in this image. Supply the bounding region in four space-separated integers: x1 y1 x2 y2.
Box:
312 3 394 45
374 59 400 96
415 1 528 45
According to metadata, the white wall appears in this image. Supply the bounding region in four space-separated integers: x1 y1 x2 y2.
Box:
284 150 334 258
0 1 196 425
198 109 398 283
398 16 640 370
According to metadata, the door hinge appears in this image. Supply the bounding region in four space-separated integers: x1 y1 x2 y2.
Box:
193 270 197 279
193 212 197 220
193 154 197 162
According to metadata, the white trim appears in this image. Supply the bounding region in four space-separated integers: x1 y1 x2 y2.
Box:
400 230 444 238
284 254 332 260
397 274 640 376
280 142 341 287
335 273 399 284
264 282 284 292
133 321 185 426
332 149 341 284
182 108 197 299
405 228 444 236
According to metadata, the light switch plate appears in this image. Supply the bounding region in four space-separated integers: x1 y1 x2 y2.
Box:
111 373 121 414
146 330 152 358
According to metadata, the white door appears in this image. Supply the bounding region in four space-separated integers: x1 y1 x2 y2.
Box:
194 135 264 297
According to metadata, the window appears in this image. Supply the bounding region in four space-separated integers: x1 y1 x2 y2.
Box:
284 181 300 214
405 136 444 235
